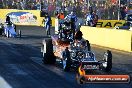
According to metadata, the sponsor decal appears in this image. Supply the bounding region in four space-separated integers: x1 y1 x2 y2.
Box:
77 75 130 84
7 12 37 25
96 21 126 28
83 65 99 69
85 75 130 83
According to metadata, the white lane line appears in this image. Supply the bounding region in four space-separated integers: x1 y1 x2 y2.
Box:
0 76 12 88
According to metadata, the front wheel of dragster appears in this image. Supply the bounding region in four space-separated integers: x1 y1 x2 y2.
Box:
76 73 86 85
102 50 112 72
62 50 71 72
63 57 71 72
42 39 56 64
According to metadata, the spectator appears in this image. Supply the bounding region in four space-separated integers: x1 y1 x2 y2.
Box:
86 11 94 26
44 13 52 36
55 10 59 18
65 11 77 36
57 11 65 20
93 11 98 27
120 5 127 20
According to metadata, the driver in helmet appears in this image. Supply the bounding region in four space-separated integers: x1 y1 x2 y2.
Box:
74 30 83 40
73 30 88 49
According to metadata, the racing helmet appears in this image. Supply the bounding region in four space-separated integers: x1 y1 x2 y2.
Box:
70 11 74 15
74 30 83 40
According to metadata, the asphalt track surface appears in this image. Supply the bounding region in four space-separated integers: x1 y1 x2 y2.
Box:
0 26 132 88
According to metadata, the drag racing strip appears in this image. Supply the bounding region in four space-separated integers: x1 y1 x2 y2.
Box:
30 56 132 88
0 25 131 88
91 44 132 76
0 40 79 88
0 39 131 88
19 26 132 87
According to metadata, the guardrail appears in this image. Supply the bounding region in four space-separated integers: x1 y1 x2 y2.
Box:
80 26 132 52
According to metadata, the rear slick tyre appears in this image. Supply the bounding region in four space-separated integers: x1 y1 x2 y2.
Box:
42 39 56 64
